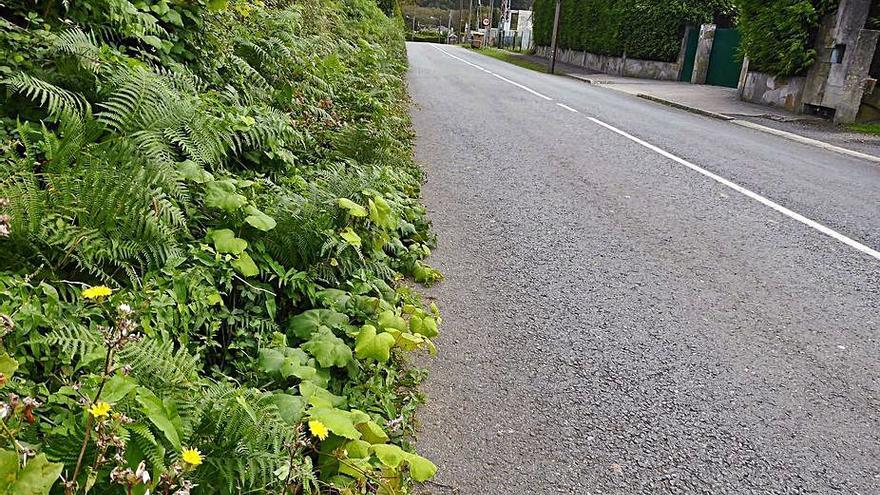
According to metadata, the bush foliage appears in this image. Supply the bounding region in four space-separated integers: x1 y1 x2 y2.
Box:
736 0 839 76
0 0 442 493
533 0 733 62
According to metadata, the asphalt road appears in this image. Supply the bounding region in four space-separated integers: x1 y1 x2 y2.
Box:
407 43 880 495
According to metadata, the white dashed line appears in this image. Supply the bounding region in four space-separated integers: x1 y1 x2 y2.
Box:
432 45 553 101
556 103 579 113
586 116 880 262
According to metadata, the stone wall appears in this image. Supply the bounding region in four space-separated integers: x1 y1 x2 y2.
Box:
534 46 681 81
738 71 807 112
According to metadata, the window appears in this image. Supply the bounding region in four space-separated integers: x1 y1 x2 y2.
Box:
510 12 519 31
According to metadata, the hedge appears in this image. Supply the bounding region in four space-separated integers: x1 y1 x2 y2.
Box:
736 0 839 76
533 0 733 63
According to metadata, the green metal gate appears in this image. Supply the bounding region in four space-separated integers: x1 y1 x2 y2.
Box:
706 28 743 88
679 27 698 82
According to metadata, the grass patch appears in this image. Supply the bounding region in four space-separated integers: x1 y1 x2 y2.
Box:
466 46 548 72
848 122 880 136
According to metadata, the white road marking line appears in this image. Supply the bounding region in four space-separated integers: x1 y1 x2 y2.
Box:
490 73 553 100
431 45 553 101
557 103 579 113
587 116 880 262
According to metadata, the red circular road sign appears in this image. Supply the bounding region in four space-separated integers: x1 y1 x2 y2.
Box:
482 18 489 26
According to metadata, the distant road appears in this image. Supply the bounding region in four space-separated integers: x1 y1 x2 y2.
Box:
408 42 880 494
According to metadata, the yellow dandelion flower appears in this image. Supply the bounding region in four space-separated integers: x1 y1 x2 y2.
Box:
82 285 113 300
88 401 111 418
182 448 203 467
308 419 329 440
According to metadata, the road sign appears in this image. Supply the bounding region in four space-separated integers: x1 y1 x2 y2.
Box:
482 18 489 26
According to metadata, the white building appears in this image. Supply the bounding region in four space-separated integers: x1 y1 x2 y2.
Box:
501 10 533 50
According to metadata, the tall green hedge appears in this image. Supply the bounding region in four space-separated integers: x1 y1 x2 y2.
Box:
736 0 838 77
533 0 733 62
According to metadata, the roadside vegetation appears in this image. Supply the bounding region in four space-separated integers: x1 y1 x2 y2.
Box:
0 0 441 494
848 122 880 135
532 0 734 62
465 47 547 72
737 0 839 76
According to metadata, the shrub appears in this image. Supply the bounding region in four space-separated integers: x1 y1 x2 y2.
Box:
736 0 839 76
533 0 733 62
0 0 441 493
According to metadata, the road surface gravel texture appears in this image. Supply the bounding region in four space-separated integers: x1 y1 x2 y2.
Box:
406 43 880 495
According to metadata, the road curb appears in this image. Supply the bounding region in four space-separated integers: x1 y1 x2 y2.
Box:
731 119 880 163
635 93 735 121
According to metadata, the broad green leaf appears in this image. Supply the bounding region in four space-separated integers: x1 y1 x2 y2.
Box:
270 394 305 425
0 353 18 386
101 374 138 403
177 160 213 183
210 229 247 255
232 252 259 277
0 449 18 492
403 452 437 482
0 451 63 495
337 198 367 217
205 180 247 212
258 349 285 373
354 325 395 363
302 327 352 368
356 420 389 444
412 316 438 338
344 439 372 459
377 310 407 332
244 206 277 232
308 408 361 440
371 444 404 468
300 382 345 408
396 332 426 351
339 227 361 248
288 309 349 339
207 0 227 10
136 389 181 450
368 196 396 230
338 457 371 480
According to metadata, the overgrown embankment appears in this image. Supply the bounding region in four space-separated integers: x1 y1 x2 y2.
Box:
0 0 440 493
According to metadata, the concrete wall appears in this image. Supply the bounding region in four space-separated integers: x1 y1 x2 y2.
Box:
739 71 807 112
534 45 681 81
802 0 877 122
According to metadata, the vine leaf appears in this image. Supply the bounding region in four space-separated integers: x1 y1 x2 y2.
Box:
307 408 360 440
205 180 247 212
232 252 259 277
288 309 349 339
354 325 395 363
244 206 277 231
337 198 367 217
210 229 247 254
302 327 351 368
371 444 404 468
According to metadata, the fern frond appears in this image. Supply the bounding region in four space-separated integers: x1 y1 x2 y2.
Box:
4 73 91 119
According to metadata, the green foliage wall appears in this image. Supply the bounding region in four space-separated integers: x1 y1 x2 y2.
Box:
533 0 733 62
736 0 839 76
0 0 441 493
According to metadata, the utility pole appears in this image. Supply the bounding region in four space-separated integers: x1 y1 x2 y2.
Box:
466 0 473 40
484 0 493 48
459 0 464 36
548 0 562 73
